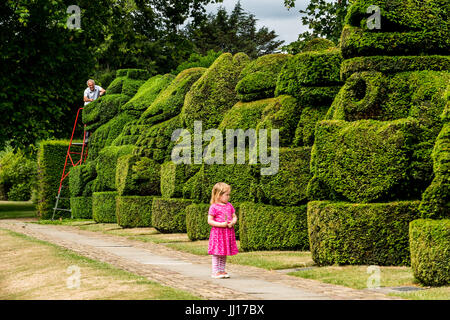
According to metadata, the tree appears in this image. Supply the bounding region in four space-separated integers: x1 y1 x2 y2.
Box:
283 0 350 53
184 1 284 58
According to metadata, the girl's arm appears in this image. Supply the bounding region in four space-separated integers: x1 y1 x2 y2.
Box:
208 214 227 228
228 213 237 227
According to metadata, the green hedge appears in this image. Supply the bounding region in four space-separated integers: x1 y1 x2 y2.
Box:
37 140 80 219
139 68 205 127
326 71 450 124
116 154 161 196
70 196 92 219
409 219 450 286
82 94 129 132
311 118 433 203
239 202 308 251
92 145 134 192
307 200 421 266
69 161 97 197
293 105 330 147
419 122 450 219
92 191 117 223
151 198 193 233
236 53 290 102
185 203 240 241
340 56 450 81
275 49 342 102
116 195 154 228
340 26 449 59
255 147 312 206
160 161 201 198
181 52 250 131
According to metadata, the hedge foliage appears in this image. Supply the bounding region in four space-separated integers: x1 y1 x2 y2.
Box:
116 195 154 228
37 140 79 219
93 145 134 192
151 198 193 233
236 53 290 102
160 161 201 199
293 105 330 147
69 161 97 197
275 49 342 103
181 52 250 131
116 154 161 196
239 202 309 251
409 219 450 286
311 118 433 203
307 200 421 266
185 202 240 241
70 196 92 219
92 191 117 223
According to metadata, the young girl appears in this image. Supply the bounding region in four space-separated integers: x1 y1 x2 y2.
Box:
208 182 238 279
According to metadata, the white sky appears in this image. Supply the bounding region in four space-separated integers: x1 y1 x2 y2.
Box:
204 0 312 45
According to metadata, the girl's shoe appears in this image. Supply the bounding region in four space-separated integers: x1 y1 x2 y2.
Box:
219 272 230 278
211 273 226 279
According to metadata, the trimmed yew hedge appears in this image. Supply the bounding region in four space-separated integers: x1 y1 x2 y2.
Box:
70 196 92 219
37 140 80 219
239 202 308 251
92 191 117 223
409 219 450 286
116 195 154 228
307 200 421 266
151 198 193 233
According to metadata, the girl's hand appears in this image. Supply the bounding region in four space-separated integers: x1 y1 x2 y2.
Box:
227 221 234 228
221 221 229 228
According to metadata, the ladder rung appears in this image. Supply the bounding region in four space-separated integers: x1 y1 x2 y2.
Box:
71 142 87 146
53 208 71 212
69 152 84 155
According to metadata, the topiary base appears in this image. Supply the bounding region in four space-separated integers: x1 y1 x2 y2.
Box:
307 200 421 266
151 198 193 233
70 197 92 219
92 191 117 223
409 219 450 286
239 202 308 252
116 196 154 228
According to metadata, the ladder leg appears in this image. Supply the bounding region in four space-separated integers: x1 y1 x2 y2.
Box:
52 191 61 221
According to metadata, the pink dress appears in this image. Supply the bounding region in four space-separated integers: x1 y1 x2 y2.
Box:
208 202 239 256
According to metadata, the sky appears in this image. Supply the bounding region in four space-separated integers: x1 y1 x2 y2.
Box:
204 0 312 45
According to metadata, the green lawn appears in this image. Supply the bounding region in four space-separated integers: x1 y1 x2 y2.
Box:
0 201 36 219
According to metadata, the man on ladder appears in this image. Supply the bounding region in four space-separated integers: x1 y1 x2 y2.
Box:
83 79 106 105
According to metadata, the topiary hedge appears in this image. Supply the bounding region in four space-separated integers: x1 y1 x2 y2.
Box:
151 198 193 233
92 191 117 223
70 196 92 219
239 202 308 251
307 200 421 266
185 202 240 241
92 145 134 192
181 52 250 131
116 195 154 228
160 161 201 199
409 219 450 286
293 105 330 147
235 53 290 102
275 49 342 102
311 118 433 203
69 161 97 197
116 154 161 196
37 140 80 219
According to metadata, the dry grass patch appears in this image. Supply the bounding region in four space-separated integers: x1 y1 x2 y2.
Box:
0 228 199 300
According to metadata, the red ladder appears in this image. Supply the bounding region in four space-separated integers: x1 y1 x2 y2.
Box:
52 107 89 220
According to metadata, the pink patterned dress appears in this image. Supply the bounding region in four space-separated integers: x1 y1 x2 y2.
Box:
208 202 239 256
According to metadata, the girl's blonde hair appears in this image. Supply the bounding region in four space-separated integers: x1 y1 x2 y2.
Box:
210 182 231 205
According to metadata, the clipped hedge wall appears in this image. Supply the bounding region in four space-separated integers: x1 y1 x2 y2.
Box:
69 161 97 197
311 118 432 203
70 196 92 219
239 202 308 251
409 219 450 286
185 202 240 241
151 198 193 233
37 140 79 219
116 195 154 228
236 53 290 102
160 161 201 199
92 191 117 223
307 200 421 266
